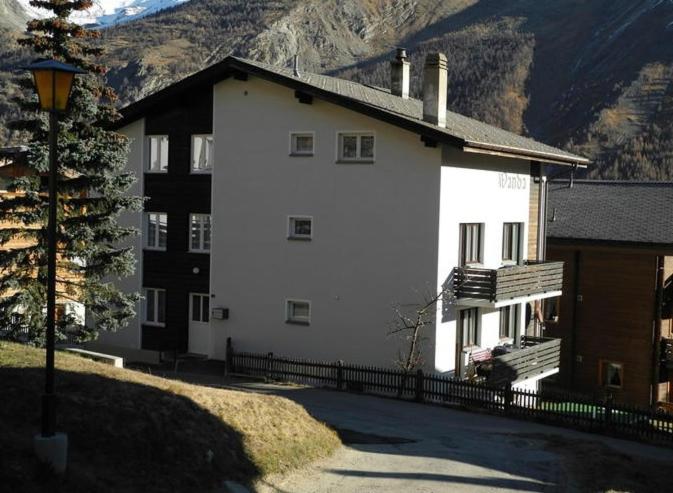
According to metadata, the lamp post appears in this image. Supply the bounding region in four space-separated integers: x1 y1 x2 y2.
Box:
25 59 84 474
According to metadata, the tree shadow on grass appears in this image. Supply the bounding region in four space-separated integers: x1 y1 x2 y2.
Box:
0 366 259 493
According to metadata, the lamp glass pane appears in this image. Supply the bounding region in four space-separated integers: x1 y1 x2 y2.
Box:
32 70 54 111
54 71 75 111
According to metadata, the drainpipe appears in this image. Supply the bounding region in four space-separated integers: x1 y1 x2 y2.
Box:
535 163 547 338
652 256 664 409
570 250 581 388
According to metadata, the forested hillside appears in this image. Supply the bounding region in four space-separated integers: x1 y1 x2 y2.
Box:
3 0 673 179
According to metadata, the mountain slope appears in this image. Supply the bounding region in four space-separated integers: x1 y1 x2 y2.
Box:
3 0 673 179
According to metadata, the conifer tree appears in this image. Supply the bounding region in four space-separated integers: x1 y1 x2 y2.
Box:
0 0 142 345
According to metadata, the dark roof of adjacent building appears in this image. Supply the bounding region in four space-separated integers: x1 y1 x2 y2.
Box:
117 56 588 167
548 180 673 247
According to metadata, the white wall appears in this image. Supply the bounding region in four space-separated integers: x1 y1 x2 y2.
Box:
210 76 442 368
95 118 144 350
434 147 531 373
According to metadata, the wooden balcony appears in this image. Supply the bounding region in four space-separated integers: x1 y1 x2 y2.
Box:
451 261 563 307
482 336 562 386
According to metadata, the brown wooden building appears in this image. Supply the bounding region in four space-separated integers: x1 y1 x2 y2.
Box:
545 180 673 408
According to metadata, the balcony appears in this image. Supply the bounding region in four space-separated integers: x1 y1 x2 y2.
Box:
451 261 564 308
473 336 562 386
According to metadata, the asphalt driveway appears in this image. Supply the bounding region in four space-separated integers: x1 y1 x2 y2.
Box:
223 381 673 493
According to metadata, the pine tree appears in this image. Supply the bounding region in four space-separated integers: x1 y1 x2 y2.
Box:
0 0 142 345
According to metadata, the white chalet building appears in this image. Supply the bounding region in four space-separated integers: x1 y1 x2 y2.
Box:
96 50 589 389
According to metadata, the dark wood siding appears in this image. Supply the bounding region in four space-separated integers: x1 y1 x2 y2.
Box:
546 245 657 406
141 89 213 352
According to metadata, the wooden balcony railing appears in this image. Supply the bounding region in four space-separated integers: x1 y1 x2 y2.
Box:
452 261 564 303
486 336 562 386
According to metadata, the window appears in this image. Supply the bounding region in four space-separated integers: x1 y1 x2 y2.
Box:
144 288 166 326
191 135 213 172
544 297 560 323
290 132 314 156
600 361 623 389
190 214 211 252
286 300 310 325
147 135 168 172
190 293 210 323
460 223 483 266
460 308 479 347
145 212 167 250
499 305 519 340
502 222 522 264
337 132 375 162
288 216 312 240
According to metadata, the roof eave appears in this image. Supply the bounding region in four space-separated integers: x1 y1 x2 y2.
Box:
463 141 590 167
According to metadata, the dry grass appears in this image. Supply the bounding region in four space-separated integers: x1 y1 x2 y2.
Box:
0 342 340 492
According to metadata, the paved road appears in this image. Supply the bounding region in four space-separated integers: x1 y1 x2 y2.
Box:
221 381 673 493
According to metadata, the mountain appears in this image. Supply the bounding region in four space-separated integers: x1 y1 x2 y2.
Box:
3 0 673 179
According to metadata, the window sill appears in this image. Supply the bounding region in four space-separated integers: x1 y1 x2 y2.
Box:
189 249 211 254
144 170 168 174
287 236 312 241
336 159 374 165
144 247 167 252
286 319 310 326
190 169 213 174
143 322 166 328
289 153 314 157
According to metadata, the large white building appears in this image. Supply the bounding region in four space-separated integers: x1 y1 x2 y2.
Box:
95 50 588 387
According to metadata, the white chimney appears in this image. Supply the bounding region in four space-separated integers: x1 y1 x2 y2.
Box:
390 48 410 99
422 52 447 128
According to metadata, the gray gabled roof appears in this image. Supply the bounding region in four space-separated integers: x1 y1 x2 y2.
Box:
119 56 589 166
548 180 673 247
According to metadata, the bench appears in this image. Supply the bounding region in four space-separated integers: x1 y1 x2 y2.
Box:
63 348 124 368
469 348 493 363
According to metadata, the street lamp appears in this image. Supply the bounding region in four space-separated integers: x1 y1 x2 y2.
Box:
25 58 84 474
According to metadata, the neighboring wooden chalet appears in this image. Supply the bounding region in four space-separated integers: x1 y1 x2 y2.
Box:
99 51 588 389
546 180 673 408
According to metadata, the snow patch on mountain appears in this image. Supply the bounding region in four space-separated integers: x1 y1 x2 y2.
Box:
15 0 190 26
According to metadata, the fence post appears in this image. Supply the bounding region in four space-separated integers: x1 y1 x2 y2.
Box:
504 382 513 413
225 337 233 374
336 360 344 391
415 369 425 403
266 352 274 381
604 393 613 431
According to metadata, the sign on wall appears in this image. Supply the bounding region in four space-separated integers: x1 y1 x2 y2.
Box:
498 173 528 190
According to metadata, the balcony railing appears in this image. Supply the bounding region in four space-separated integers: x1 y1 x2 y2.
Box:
474 336 562 386
452 261 564 304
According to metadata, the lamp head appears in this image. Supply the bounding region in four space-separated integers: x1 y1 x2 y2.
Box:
24 59 85 112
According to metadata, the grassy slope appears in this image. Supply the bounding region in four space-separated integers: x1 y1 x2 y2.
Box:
0 342 339 492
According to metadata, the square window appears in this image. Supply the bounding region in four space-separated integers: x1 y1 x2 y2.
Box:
144 288 166 326
145 212 167 250
190 214 211 252
147 135 168 172
338 133 375 162
288 216 312 240
290 133 314 156
600 361 623 389
286 300 310 324
192 135 213 172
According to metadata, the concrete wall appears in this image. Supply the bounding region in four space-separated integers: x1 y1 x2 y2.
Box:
435 147 531 373
95 118 144 350
210 76 442 367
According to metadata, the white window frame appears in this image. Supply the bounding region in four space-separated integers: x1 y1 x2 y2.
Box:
336 131 375 163
189 292 210 323
189 214 211 253
502 222 523 265
191 134 214 173
143 287 166 327
144 212 167 251
459 223 484 267
289 132 315 156
286 299 311 325
146 135 169 173
600 360 624 389
287 215 313 241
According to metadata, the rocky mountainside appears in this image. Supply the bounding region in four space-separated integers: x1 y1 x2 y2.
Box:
3 0 673 179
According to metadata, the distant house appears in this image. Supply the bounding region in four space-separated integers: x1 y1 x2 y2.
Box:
98 50 589 389
546 180 673 408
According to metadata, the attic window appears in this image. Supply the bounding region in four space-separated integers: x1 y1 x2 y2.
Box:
337 132 375 163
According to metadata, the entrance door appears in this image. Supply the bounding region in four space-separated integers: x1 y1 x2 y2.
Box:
188 293 210 355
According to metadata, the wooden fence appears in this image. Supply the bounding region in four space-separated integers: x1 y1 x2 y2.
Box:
227 342 673 446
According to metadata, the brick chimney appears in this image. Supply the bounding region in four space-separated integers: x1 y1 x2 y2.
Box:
422 53 447 128
390 48 410 99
